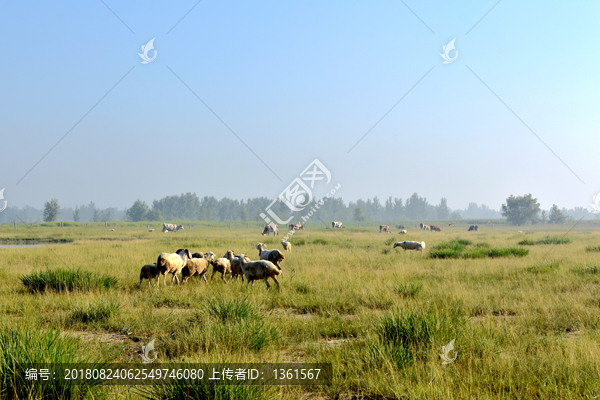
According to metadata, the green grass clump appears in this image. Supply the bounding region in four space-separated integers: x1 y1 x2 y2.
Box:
294 282 310 293
585 246 600 252
430 239 528 259
570 264 600 275
20 268 118 293
519 236 571 245
312 238 329 245
393 282 423 298
205 298 254 323
293 238 306 246
0 329 109 399
384 237 396 246
68 301 120 324
526 261 560 273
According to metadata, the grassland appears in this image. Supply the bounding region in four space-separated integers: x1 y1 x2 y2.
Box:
1 222 600 399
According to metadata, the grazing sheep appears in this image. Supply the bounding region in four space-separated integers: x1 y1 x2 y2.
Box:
210 258 232 283
148 229 155 232
191 252 204 259
238 253 281 291
256 243 285 269
517 230 523 233
399 230 408 234
393 241 426 252
223 250 251 282
109 229 115 231
396 224 405 229
281 240 292 252
203 251 216 262
139 264 160 288
156 249 192 286
181 257 209 284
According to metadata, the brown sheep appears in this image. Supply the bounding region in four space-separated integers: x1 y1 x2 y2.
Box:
181 257 210 284
210 258 232 283
238 253 281 291
156 249 192 286
139 264 160 288
223 250 251 282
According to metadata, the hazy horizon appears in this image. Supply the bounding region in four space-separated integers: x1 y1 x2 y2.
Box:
2 1 599 214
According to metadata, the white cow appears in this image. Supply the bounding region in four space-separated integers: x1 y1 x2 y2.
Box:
332 221 345 229
163 223 184 233
262 224 278 236
393 241 426 252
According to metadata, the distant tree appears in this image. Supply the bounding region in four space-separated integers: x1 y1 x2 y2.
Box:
73 206 80 222
146 208 164 221
405 193 429 220
92 208 100 222
354 207 366 221
240 209 249 221
100 210 111 222
501 194 541 226
540 210 547 224
548 204 566 224
450 211 462 220
436 198 450 220
43 199 60 222
126 199 149 222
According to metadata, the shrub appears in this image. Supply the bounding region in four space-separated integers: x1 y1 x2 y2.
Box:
384 237 396 246
570 264 600 275
20 268 118 293
519 236 571 245
429 239 528 259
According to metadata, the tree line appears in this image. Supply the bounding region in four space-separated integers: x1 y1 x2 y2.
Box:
2 192 596 225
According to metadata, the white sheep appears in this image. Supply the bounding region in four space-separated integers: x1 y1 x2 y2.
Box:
393 241 426 252
238 253 281 290
256 243 285 269
156 249 192 286
399 230 407 234
224 250 251 282
281 240 292 252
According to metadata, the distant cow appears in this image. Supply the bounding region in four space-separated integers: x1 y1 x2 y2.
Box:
393 241 426 252
468 225 479 232
430 225 441 232
288 223 304 230
379 225 391 233
332 221 345 228
262 224 278 236
396 225 405 229
420 223 431 231
163 223 184 233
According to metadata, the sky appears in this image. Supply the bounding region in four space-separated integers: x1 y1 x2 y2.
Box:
1 0 599 212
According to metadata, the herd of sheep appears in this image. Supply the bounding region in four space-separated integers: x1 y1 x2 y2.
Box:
139 241 290 291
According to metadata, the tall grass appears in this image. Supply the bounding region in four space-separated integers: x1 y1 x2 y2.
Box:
519 236 572 245
205 298 254 323
586 245 600 252
0 329 109 399
20 268 118 293
429 239 528 259
68 301 120 324
393 282 422 298
138 376 276 400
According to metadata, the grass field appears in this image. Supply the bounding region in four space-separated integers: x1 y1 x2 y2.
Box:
1 222 600 399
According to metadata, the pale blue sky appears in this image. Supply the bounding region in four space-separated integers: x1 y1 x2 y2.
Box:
1 1 599 211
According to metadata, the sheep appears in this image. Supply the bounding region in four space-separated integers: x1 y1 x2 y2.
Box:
399 229 408 234
237 253 281 291
393 241 426 252
223 250 251 282
191 252 204 259
203 251 216 262
181 257 210 284
156 249 192 286
139 264 160 288
256 243 285 269
281 240 292 252
396 224 405 229
209 258 232 283
148 229 155 232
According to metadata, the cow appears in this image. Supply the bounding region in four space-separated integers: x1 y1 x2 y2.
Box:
262 224 278 236
393 241 426 252
430 225 441 232
379 225 391 233
396 224 405 229
288 223 304 230
419 223 431 231
162 223 184 233
468 225 479 232
332 221 345 229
